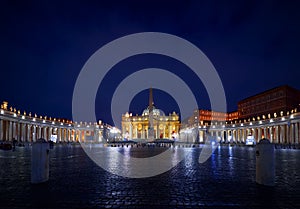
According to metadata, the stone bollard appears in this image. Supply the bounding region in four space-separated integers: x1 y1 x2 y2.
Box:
256 138 275 186
31 138 50 184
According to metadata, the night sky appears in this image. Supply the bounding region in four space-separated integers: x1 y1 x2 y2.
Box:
1 0 300 127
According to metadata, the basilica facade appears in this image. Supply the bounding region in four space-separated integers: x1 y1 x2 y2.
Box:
121 89 180 140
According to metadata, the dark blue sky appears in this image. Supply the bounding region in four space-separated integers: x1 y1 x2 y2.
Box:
1 0 300 126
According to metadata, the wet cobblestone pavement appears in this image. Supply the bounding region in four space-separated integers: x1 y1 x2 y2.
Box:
0 145 300 209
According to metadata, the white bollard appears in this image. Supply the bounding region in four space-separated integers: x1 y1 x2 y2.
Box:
256 138 275 186
31 138 50 184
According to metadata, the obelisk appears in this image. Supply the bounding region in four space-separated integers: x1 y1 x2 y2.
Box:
148 88 154 141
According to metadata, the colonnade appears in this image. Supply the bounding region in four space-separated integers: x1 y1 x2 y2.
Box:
180 113 300 145
0 108 106 143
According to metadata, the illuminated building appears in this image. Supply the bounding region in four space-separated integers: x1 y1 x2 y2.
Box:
1 85 300 145
181 85 300 145
121 88 180 140
184 109 238 128
238 85 300 120
0 101 110 143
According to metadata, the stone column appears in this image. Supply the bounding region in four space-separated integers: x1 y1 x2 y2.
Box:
71 129 73 141
286 124 289 144
68 129 71 141
83 130 86 142
0 119 2 140
227 130 230 143
21 123 26 142
145 127 148 139
27 124 31 142
290 123 295 144
12 122 16 140
241 129 245 143
57 128 61 142
64 128 66 141
18 123 21 141
8 121 13 141
269 127 273 143
16 123 22 141
241 129 244 142
72 129 76 142
71 129 74 141
61 128 67 142
275 126 279 144
37 126 41 139
4 121 8 141
43 127 47 139
65 129 68 141
295 122 299 144
32 125 37 142
258 128 262 141
129 123 133 140
92 129 97 142
142 125 145 139
48 127 52 141
253 128 257 143
262 127 266 139
61 129 65 141
64 128 67 141
78 130 81 142
280 125 284 144
62 128 65 142
199 130 203 143
134 126 137 139
92 129 98 142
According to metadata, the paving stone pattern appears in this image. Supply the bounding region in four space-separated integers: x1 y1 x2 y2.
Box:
0 145 299 209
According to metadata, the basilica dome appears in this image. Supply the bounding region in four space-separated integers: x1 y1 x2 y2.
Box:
142 106 165 117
